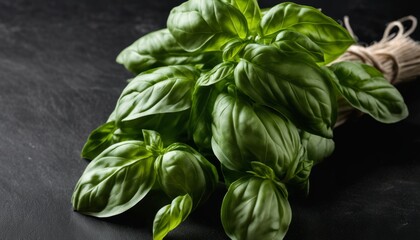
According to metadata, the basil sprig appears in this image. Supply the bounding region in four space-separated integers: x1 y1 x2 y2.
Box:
73 130 218 239
74 1 409 239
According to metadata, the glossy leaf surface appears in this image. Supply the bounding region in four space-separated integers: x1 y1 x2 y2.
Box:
221 176 291 240
259 2 354 63
116 28 221 74
211 90 303 178
153 194 193 240
167 0 248 52
72 141 155 217
327 62 409 123
235 44 336 138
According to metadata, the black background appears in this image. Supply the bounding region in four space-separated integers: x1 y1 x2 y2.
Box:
1 0 419 239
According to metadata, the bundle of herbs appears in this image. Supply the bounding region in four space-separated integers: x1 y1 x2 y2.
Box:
71 1 419 239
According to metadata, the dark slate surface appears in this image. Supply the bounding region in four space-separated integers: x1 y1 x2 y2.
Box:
0 0 419 239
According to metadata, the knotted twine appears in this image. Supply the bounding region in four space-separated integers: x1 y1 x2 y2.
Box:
333 15 420 127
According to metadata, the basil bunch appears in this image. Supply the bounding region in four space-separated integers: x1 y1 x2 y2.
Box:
73 1 409 239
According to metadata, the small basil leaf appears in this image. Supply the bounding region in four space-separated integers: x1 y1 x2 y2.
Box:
152 194 193 240
72 141 155 217
166 143 220 196
222 38 249 61
167 0 248 52
235 44 336 138
211 90 303 178
300 131 335 164
259 2 354 63
115 65 199 123
221 176 291 240
143 129 163 150
327 61 409 123
81 119 153 161
197 62 235 86
283 150 313 196
81 121 116 160
116 28 221 74
223 0 262 33
248 161 276 180
272 29 324 63
156 144 218 207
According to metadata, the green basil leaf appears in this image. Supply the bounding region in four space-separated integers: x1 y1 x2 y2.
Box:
327 61 409 123
235 44 336 138
165 143 219 193
115 65 199 122
301 131 335 164
142 129 164 156
221 176 291 240
81 106 159 160
290 159 313 185
189 81 225 150
116 28 221 74
119 110 191 147
153 194 193 240
223 0 262 33
222 38 249 61
211 90 303 178
81 121 117 160
248 161 276 180
167 0 248 52
283 150 313 196
107 108 116 122
197 62 235 86
259 2 354 63
156 143 218 207
72 141 155 217
272 29 324 63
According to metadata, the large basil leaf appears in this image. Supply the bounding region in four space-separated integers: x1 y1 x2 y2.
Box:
155 143 218 207
223 0 262 33
221 175 291 240
153 194 193 240
235 44 336 138
211 90 303 178
81 66 199 153
167 0 248 52
259 2 354 64
115 65 199 122
72 141 155 217
116 28 221 74
327 61 409 123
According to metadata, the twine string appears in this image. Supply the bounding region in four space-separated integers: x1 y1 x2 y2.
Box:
334 15 419 84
